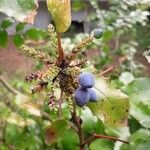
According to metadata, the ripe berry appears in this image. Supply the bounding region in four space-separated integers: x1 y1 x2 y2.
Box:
93 28 103 39
88 88 98 102
78 72 95 88
74 87 90 107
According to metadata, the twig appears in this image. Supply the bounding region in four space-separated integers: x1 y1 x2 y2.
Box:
99 65 116 76
82 133 129 146
0 76 20 95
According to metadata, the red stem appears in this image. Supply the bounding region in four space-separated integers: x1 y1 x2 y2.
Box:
99 65 116 76
93 134 129 144
82 133 129 146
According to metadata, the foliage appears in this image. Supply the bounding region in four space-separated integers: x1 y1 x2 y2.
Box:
0 0 150 150
0 0 38 24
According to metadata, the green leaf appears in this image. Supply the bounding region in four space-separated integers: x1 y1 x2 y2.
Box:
0 102 11 118
0 0 38 24
72 1 87 12
1 19 13 29
61 129 79 150
90 139 114 150
5 123 25 148
81 107 104 135
0 30 8 48
119 72 134 85
45 119 68 144
5 123 43 149
13 34 24 47
16 23 25 32
123 78 150 128
25 28 47 40
120 129 150 150
0 145 9 150
87 77 129 127
102 30 113 42
123 77 150 96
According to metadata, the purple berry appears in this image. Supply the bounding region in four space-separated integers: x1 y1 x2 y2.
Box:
78 72 95 88
74 87 90 107
88 88 98 102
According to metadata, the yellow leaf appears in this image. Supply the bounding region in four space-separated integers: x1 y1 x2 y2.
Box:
46 0 71 33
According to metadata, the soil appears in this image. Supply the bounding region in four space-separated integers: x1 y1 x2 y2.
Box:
0 37 34 80
0 37 149 82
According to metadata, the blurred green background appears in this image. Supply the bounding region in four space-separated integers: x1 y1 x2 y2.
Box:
0 0 150 150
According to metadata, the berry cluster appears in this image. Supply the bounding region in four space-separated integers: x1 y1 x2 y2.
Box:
74 72 97 107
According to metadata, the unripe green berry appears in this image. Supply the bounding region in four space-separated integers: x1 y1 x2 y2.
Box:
93 28 103 39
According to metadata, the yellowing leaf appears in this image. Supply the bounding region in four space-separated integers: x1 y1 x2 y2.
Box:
87 77 129 127
46 0 71 33
45 120 68 144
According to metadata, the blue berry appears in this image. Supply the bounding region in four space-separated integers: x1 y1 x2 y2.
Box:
78 72 95 88
74 87 90 107
93 28 103 39
88 88 98 102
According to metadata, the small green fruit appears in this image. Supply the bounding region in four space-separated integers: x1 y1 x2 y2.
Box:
93 28 103 39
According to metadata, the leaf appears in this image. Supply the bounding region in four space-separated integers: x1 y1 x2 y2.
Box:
1 19 13 29
61 129 79 150
4 123 42 149
102 30 113 42
87 77 129 127
46 0 71 33
13 34 24 47
120 129 150 150
123 78 150 128
0 0 38 24
0 102 11 118
81 107 105 135
90 139 114 150
105 126 130 150
0 30 8 48
45 119 68 144
25 28 47 40
119 72 134 85
16 23 25 32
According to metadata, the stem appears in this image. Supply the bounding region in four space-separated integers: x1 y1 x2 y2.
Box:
41 111 53 123
57 32 65 63
0 76 20 95
71 101 85 150
99 65 116 76
82 133 129 146
58 90 63 120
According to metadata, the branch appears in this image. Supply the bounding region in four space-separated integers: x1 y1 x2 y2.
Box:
82 133 129 146
99 65 116 76
0 76 20 95
70 101 85 150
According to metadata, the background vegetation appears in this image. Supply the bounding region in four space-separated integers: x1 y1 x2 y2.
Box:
0 0 150 150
